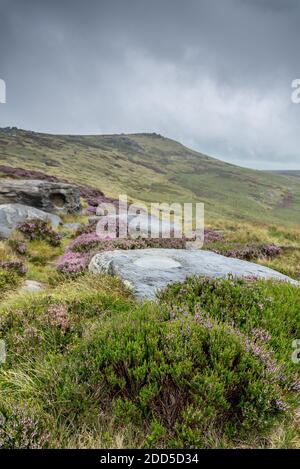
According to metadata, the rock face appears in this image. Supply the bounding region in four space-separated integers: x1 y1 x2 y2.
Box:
0 203 61 239
0 179 81 214
89 248 298 300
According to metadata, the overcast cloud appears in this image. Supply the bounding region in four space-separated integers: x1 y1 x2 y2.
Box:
0 0 300 169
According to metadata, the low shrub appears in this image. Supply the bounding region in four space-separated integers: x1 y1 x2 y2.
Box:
0 407 50 449
56 251 90 275
34 300 297 448
68 233 186 254
0 268 22 298
1 274 299 448
219 244 282 261
8 240 27 255
17 219 61 247
158 276 300 375
204 228 224 243
0 261 27 276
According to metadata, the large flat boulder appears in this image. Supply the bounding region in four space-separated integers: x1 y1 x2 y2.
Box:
0 179 81 214
0 203 61 239
89 248 298 300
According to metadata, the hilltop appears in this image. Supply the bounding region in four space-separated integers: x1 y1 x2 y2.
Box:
1 127 300 226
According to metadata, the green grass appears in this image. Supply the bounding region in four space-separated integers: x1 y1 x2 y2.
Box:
1 128 300 226
0 271 300 448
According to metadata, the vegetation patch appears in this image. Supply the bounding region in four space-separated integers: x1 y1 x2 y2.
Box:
0 273 299 448
17 219 62 247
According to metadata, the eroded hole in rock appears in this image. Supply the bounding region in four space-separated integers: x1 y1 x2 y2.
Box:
50 192 66 209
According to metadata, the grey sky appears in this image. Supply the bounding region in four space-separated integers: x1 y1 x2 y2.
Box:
0 0 300 169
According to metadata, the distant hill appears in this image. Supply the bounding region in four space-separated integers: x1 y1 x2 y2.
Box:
0 127 300 226
268 170 300 179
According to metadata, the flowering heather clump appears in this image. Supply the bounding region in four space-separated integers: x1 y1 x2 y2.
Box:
8 239 27 255
68 232 186 254
68 232 109 252
83 193 118 207
0 408 49 449
0 261 27 276
251 327 271 343
75 219 98 235
163 301 291 414
275 399 289 411
62 298 294 449
227 324 287 386
0 164 61 182
85 205 97 215
223 244 282 261
261 244 282 257
289 380 300 392
56 251 90 275
16 242 27 255
158 275 300 420
57 228 186 274
47 304 70 332
204 228 224 243
168 302 286 390
77 187 104 204
17 219 61 246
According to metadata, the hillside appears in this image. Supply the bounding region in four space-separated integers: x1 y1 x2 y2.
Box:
269 170 300 179
1 127 300 226
1 127 300 449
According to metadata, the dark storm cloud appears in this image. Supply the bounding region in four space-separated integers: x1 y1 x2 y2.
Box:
0 0 299 169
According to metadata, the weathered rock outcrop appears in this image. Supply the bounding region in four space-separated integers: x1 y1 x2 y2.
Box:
89 248 298 300
0 203 61 239
0 179 81 214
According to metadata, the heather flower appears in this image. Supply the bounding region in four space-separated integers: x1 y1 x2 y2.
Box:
85 205 97 214
194 305 215 329
64 229 186 265
68 232 110 252
275 399 289 411
56 251 90 274
288 380 300 392
0 261 27 276
17 219 61 246
8 240 27 255
0 408 50 449
262 245 282 257
16 242 27 255
204 228 224 244
223 244 282 261
252 328 271 343
47 304 70 332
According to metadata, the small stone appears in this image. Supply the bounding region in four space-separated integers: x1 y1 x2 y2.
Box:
22 280 44 293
